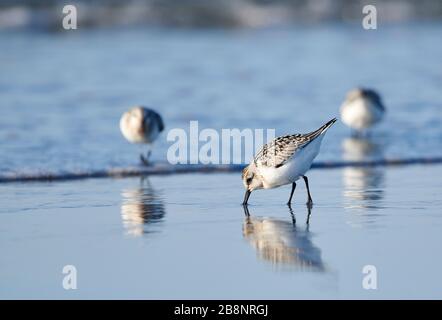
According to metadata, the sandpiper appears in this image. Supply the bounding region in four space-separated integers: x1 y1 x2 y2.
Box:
242 118 337 205
340 88 385 134
120 106 164 165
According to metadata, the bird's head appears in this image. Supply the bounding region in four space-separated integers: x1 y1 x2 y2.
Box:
242 163 263 192
129 106 145 121
347 88 385 111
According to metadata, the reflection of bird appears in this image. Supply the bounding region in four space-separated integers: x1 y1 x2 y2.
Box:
340 88 385 134
242 205 324 271
242 118 336 205
120 106 165 165
120 178 165 237
342 137 384 205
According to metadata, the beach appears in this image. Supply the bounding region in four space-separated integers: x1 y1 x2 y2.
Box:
1 164 441 299
1 11 442 300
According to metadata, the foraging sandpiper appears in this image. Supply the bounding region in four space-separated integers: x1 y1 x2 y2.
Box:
242 118 337 205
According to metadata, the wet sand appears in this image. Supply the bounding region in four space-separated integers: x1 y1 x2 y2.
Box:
1 164 441 299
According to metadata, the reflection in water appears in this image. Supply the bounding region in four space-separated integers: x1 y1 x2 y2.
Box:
342 137 385 208
242 205 325 271
120 177 165 237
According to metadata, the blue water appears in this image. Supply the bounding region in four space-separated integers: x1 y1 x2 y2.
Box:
1 165 442 299
1 23 442 178
1 23 442 299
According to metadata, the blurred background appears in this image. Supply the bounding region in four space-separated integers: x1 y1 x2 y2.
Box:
1 0 442 29
1 0 441 177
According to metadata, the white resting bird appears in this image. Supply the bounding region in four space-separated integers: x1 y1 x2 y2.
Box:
120 106 164 165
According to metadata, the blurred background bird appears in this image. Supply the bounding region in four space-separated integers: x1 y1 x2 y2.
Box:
340 88 386 136
120 106 165 165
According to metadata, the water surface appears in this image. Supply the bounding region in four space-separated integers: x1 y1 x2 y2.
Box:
1 23 442 299
1 165 441 299
1 24 442 177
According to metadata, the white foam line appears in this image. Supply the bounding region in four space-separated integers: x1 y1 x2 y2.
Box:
1 157 442 183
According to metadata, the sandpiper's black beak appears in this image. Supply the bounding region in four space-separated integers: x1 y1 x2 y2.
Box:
242 190 251 205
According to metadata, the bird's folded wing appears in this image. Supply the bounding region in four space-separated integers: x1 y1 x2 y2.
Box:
254 133 317 168
144 110 165 132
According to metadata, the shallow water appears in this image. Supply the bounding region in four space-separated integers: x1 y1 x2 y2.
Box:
1 23 442 178
1 165 442 299
1 23 442 299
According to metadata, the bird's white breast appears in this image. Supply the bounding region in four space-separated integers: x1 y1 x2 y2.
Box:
120 112 161 144
340 99 383 130
120 112 143 143
258 135 324 189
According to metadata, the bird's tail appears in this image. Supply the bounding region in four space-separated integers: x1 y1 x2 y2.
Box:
296 118 337 147
303 118 337 142
318 117 337 134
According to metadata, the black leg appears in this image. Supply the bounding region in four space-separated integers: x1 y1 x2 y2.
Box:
287 203 296 225
242 204 250 217
140 154 149 166
303 176 313 205
242 190 251 205
287 182 296 205
140 150 152 166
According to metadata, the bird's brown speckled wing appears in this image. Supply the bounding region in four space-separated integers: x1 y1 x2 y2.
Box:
254 118 337 168
253 134 313 168
144 109 165 132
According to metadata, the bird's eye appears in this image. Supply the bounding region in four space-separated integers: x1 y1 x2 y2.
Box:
246 177 253 184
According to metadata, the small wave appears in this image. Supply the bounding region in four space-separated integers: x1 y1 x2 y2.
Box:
1 157 442 183
0 0 440 30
